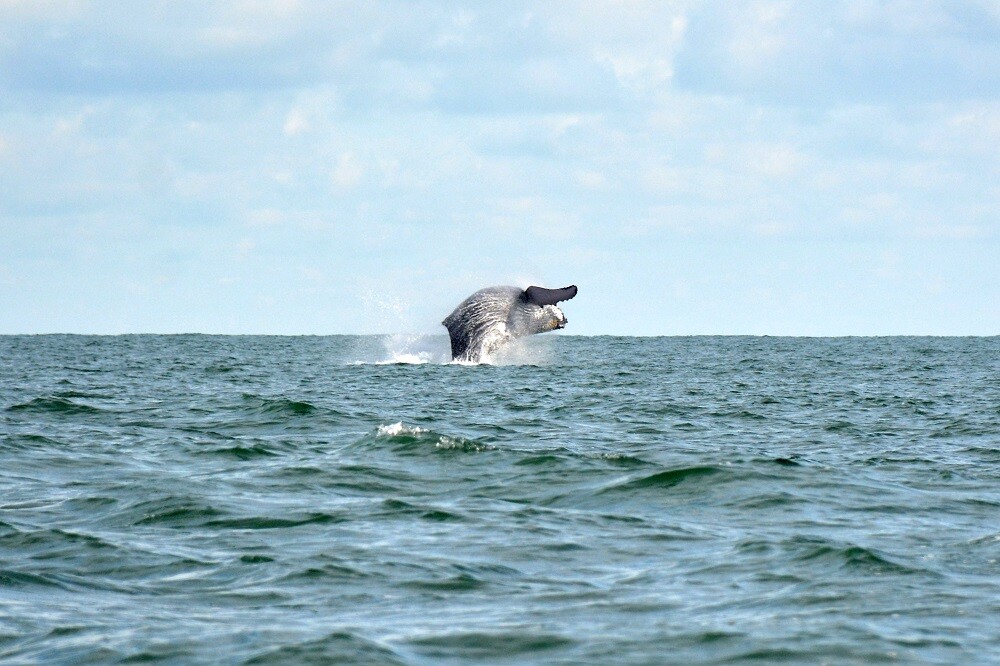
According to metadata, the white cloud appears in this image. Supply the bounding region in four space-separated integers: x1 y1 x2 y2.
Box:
330 152 363 189
674 1 1000 104
574 170 608 189
283 108 309 136
431 9 476 49
0 0 84 19
913 224 991 241
236 238 256 257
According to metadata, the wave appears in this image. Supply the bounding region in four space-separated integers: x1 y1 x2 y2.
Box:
1 433 66 450
230 394 350 428
377 498 467 522
376 422 422 437
783 536 940 576
967 531 1000 545
196 443 279 460
0 568 73 590
0 525 119 556
600 465 724 494
6 396 106 415
245 631 406 665
203 512 345 530
240 394 317 416
120 495 346 532
131 501 225 527
367 422 493 453
404 630 574 659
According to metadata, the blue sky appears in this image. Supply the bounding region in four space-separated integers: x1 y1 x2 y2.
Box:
1 1 998 335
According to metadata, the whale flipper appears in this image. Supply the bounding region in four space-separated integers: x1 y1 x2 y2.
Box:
444 318 474 360
522 285 578 306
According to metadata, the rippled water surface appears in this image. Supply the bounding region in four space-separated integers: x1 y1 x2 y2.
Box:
2 334 999 664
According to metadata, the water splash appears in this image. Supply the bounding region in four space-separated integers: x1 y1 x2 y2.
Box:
378 334 447 364
343 332 556 366
360 289 413 331
488 335 555 366
346 334 450 365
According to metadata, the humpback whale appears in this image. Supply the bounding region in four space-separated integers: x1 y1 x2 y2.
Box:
442 285 578 362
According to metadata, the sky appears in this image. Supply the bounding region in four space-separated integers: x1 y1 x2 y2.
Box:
1 0 998 336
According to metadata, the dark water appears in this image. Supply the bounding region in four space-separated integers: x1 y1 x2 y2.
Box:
2 334 999 664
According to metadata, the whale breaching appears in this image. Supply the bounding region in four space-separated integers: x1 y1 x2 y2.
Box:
442 285 578 362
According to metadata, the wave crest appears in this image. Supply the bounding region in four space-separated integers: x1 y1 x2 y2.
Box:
370 422 492 452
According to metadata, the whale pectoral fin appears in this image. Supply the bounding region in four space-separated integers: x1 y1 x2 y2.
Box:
447 329 469 360
442 319 470 360
523 285 577 306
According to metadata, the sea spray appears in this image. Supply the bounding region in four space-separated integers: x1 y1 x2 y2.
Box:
377 333 449 365
346 333 556 366
354 289 452 364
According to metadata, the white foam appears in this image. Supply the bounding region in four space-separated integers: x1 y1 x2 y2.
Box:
375 352 432 365
489 335 552 366
376 422 426 436
382 334 449 364
344 333 552 366
345 334 451 365
374 422 492 451
447 356 495 367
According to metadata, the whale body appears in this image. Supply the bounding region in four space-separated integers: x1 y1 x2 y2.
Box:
442 285 578 362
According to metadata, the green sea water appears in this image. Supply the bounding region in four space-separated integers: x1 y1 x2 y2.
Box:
2 334 999 663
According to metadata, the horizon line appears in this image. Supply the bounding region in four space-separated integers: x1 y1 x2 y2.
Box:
1 332 996 339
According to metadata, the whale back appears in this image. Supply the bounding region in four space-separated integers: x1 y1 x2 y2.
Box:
442 286 522 362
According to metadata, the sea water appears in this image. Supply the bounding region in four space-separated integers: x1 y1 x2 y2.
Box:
1 334 999 663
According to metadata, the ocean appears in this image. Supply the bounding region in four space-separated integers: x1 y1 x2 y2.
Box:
2 334 999 664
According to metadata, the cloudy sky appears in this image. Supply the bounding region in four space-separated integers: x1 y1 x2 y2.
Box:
1 1 998 335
